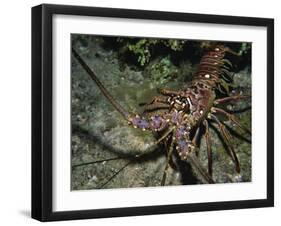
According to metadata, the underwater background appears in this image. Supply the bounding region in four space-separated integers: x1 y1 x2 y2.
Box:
71 35 251 190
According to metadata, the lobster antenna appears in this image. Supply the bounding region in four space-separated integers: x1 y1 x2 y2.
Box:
72 48 130 119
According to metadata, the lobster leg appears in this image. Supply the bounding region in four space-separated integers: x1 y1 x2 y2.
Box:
203 120 213 177
140 126 175 154
214 95 250 105
161 132 175 186
139 95 169 106
142 102 170 113
212 107 251 135
187 152 215 184
210 114 241 173
221 59 233 67
159 88 181 96
192 127 201 156
148 95 169 104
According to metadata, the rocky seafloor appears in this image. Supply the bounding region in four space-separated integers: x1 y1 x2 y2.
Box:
71 36 251 190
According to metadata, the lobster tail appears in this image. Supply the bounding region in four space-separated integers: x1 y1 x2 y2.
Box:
191 45 237 96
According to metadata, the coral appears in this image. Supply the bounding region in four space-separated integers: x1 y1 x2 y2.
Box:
150 56 178 84
127 39 156 66
118 38 187 66
238 43 251 56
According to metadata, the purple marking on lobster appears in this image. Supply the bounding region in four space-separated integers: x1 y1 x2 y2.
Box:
178 140 188 152
176 126 187 140
150 116 164 130
132 117 150 129
177 139 192 160
171 111 181 124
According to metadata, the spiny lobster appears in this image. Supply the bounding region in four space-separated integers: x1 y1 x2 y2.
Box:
72 44 251 186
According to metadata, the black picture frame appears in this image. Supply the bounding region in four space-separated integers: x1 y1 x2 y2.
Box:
32 3 274 222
